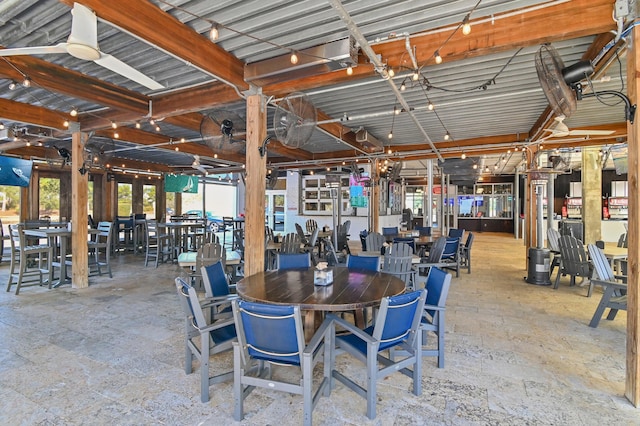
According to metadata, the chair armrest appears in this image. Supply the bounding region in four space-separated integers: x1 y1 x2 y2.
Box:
200 295 237 309
325 313 375 343
590 278 627 291
303 317 333 354
423 304 445 312
192 315 235 333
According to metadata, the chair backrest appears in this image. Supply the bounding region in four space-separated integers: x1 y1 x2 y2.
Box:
441 237 460 260
382 226 398 236
424 267 452 318
175 277 208 329
346 254 380 272
618 232 628 248
95 221 113 246
414 226 431 236
277 253 311 270
448 228 465 239
587 244 616 282
233 229 244 253
558 235 590 275
425 236 447 263
294 223 308 244
382 243 413 281
307 227 320 247
547 228 561 251
233 300 305 366
365 232 386 252
201 261 231 298
198 242 226 270
280 233 301 254
265 226 274 244
392 237 415 254
464 232 475 250
305 219 318 234
372 289 427 351
9 224 21 250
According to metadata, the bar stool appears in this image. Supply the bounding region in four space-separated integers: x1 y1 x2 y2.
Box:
6 225 53 295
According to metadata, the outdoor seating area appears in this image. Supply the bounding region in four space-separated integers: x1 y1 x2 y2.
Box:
1 232 636 424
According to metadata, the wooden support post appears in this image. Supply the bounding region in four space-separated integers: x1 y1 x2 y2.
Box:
71 130 89 288
625 23 640 407
244 94 267 276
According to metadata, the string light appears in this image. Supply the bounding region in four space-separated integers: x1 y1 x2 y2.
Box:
387 67 395 78
111 121 118 129
8 81 16 90
434 51 442 64
209 24 219 41
400 81 406 91
0 123 4 130
290 52 299 65
461 152 466 159
114 132 119 138
70 107 78 117
63 120 69 128
346 65 353 75
412 70 420 81
427 101 435 111
22 76 31 87
135 121 141 129
443 132 450 141
462 15 472 35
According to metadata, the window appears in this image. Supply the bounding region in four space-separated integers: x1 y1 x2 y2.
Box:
301 175 351 216
0 185 21 229
39 177 61 221
460 183 513 219
143 184 156 219
117 183 132 216
405 187 424 216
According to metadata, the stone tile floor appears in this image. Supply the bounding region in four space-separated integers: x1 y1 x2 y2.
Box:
1 232 638 425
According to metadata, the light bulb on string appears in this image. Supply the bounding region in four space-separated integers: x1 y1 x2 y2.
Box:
427 101 434 111
462 15 471 35
412 70 420 81
22 76 31 87
135 121 141 129
444 132 450 141
346 65 353 75
400 81 406 91
434 51 442 64
209 24 219 41
111 121 118 129
70 107 78 117
388 131 393 139
461 152 466 159
290 52 299 65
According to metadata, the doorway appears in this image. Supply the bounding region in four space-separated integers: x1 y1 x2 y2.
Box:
265 191 285 232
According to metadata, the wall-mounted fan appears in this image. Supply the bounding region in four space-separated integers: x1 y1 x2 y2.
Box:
200 110 246 153
0 3 163 90
52 144 71 168
83 136 114 169
266 167 279 189
273 92 317 149
535 43 635 123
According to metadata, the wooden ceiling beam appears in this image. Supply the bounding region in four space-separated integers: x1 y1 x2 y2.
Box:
0 98 76 130
59 0 248 90
0 56 149 114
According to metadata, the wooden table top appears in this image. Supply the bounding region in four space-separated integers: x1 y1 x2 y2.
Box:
236 268 405 311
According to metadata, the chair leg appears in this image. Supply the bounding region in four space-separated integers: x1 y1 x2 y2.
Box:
412 331 422 395
365 343 377 420
233 344 244 421
200 332 210 403
437 317 445 368
589 286 615 327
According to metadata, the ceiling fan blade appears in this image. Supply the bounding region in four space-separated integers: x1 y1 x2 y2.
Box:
567 129 615 136
94 52 164 90
67 2 98 49
0 44 67 56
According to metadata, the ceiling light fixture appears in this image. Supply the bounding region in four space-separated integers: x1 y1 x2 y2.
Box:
462 15 472 35
209 24 219 41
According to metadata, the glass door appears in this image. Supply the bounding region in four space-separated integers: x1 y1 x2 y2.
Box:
265 191 285 232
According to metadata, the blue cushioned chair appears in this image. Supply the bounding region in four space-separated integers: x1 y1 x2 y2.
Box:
201 261 236 320
414 225 432 236
392 236 415 254
447 228 465 239
381 226 398 236
327 289 427 420
174 277 236 403
232 300 331 426
346 254 380 272
277 252 311 270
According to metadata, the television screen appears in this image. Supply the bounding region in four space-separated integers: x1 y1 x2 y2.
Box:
0 155 33 187
164 174 198 193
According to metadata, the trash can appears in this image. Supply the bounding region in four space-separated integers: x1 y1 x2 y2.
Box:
525 247 552 285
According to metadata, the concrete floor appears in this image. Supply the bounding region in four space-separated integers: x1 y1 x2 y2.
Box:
1 232 638 425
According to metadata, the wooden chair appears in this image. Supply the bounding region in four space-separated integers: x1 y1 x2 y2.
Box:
88 221 113 278
302 227 320 265
280 233 301 254
295 223 309 245
335 220 351 254
555 235 591 290
392 236 415 254
364 232 385 253
144 220 172 267
382 242 415 289
459 232 475 274
190 242 226 288
547 228 562 280
305 219 318 234
6 224 53 295
414 236 447 287
587 244 627 328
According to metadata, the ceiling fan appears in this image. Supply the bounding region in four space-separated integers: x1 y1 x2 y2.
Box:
0 2 163 90
542 115 615 139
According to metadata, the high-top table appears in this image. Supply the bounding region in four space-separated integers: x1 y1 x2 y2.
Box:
236 268 405 340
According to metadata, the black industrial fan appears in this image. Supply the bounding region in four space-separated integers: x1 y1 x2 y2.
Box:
535 43 635 122
199 109 246 153
83 136 115 169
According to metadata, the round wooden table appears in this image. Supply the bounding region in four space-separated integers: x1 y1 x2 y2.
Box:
236 268 406 339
